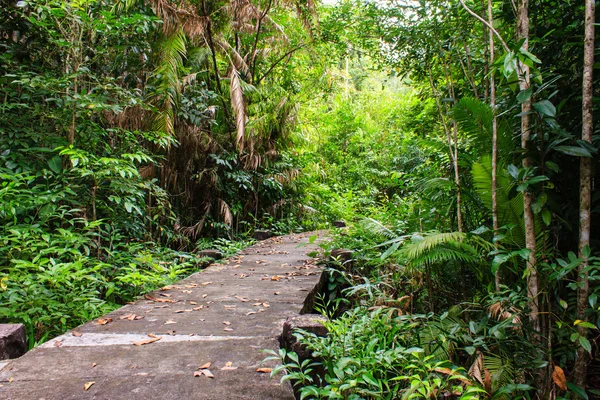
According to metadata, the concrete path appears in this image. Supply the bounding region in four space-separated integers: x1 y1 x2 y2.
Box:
0 232 323 400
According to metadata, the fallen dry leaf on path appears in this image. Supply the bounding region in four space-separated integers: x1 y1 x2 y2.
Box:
222 321 231 325
92 363 97 368
198 362 211 369
246 311 256 316
72 331 82 337
201 282 213 286
54 340 62 347
164 320 177 325
221 361 237 371
97 317 113 325
133 334 162 346
189 301 197 305
84 381 95 391
223 327 233 331
256 368 272 373
201 369 214 378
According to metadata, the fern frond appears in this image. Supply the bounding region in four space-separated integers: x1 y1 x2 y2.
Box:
361 218 395 239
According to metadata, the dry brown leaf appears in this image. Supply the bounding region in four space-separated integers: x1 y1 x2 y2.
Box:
84 381 95 391
189 301 197 305
484 369 492 394
274 292 280 295
134 315 144 320
193 371 202 377
201 369 215 378
72 331 83 337
553 365 567 391
198 362 212 369
468 353 484 385
97 317 113 325
262 303 270 308
201 282 213 286
222 321 231 325
223 327 234 332
174 310 185 313
133 336 162 346
256 367 272 373
120 313 134 320
159 293 172 297
165 320 177 325
235 296 249 302
193 306 204 311
133 333 162 346
202 294 208 298
54 340 63 347
246 311 256 316
92 363 97 368
232 265 241 269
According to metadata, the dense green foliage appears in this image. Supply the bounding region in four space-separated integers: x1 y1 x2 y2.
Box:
1 0 600 397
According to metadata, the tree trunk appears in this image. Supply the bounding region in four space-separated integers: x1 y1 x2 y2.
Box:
488 0 500 291
516 0 539 336
574 0 595 387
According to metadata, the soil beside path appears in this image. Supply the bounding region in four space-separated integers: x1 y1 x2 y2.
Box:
0 232 324 400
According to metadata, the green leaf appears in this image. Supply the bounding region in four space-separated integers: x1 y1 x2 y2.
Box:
519 48 542 63
517 88 532 103
555 146 593 158
575 321 596 329
542 209 552 226
567 382 589 399
579 336 592 353
559 298 568 309
48 156 62 174
362 372 379 387
589 293 597 308
534 100 556 117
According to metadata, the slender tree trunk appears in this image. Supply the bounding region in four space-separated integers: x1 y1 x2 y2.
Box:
488 0 500 291
574 0 595 387
517 0 539 336
427 69 462 233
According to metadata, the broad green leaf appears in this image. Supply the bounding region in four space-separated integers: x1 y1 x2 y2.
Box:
48 156 62 174
534 100 556 117
555 146 593 158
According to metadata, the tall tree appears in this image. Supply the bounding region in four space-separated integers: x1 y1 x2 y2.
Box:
516 0 540 337
574 0 595 387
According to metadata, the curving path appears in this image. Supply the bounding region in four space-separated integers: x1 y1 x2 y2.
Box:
0 232 323 400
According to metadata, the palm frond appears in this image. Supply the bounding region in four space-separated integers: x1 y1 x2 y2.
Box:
399 231 480 266
453 97 514 163
472 156 525 247
361 217 395 239
229 66 247 151
150 29 187 136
